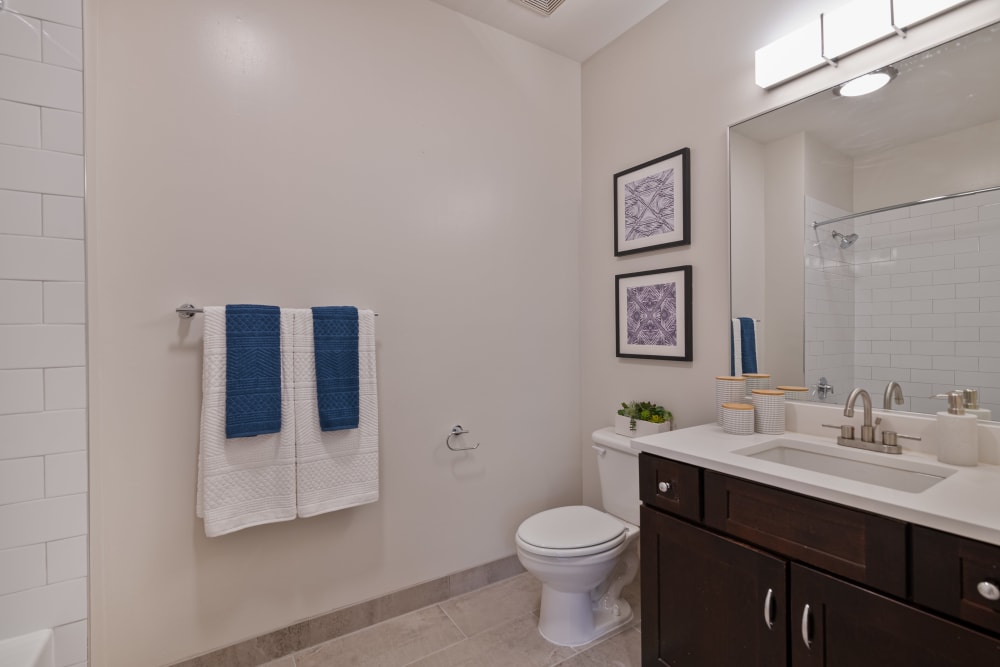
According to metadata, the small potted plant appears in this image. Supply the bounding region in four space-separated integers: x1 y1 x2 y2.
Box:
615 401 673 437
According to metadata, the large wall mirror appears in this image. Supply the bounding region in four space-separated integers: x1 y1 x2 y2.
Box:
730 20 1000 420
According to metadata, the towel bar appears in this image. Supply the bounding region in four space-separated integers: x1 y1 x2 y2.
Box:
177 304 378 318
446 425 480 451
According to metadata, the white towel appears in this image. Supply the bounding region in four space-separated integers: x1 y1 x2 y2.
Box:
197 307 297 537
291 308 379 517
732 318 744 376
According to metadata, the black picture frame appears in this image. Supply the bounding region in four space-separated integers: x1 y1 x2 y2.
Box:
616 265 692 361
613 147 690 256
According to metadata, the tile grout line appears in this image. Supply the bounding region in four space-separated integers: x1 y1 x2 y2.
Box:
436 601 469 640
283 576 516 667
396 610 468 667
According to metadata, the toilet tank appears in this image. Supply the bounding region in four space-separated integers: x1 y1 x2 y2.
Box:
592 428 641 526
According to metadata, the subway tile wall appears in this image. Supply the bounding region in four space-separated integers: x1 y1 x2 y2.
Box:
0 1 88 665
805 197 855 407
806 189 1000 420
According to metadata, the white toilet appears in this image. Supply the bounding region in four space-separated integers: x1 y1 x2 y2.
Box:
515 428 640 647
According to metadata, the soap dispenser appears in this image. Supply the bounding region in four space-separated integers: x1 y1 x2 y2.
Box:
962 388 992 420
934 391 979 466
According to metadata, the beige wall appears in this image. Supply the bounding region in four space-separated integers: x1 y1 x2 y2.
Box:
805 133 854 213
854 117 1000 211
763 133 806 387
729 131 766 369
86 1 581 665
579 0 1000 507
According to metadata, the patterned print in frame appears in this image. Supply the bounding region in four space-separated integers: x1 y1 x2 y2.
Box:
614 147 690 256
616 265 692 361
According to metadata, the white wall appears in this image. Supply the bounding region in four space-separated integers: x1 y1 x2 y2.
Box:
85 1 581 665
763 133 806 387
855 117 1000 211
580 0 1000 506
729 132 766 368
0 1 89 666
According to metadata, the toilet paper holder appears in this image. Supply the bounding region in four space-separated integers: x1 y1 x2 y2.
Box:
446 425 480 451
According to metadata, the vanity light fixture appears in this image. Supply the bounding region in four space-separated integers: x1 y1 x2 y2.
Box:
833 65 898 96
755 0 972 89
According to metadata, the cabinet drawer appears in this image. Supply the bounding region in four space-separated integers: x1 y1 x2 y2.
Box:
639 453 701 521
703 471 907 597
913 526 1000 636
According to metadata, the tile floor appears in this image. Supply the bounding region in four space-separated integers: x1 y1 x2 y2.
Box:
260 571 642 667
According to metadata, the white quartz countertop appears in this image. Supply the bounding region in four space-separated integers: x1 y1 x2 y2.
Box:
628 423 1000 547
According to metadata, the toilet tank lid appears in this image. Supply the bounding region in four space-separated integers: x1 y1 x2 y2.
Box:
592 428 638 455
517 505 625 550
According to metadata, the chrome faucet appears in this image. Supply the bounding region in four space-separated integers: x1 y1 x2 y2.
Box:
822 387 921 455
883 381 904 410
844 388 876 443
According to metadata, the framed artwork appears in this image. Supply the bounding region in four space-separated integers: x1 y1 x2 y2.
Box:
616 265 692 361
613 147 690 256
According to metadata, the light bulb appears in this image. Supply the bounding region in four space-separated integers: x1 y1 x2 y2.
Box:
834 66 898 97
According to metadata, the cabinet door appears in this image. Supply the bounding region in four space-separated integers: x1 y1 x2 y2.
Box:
791 564 1000 667
641 506 787 667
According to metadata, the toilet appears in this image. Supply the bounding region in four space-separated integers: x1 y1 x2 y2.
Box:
515 428 640 647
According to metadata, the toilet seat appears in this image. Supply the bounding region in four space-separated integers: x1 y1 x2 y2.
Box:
516 506 627 558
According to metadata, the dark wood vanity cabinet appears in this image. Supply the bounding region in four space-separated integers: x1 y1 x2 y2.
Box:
638 452 1000 667
641 506 787 666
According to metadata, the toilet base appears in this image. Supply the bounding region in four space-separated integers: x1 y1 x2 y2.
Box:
535 546 639 647
537 589 633 647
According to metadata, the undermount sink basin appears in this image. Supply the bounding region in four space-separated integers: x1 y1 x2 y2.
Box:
734 439 956 493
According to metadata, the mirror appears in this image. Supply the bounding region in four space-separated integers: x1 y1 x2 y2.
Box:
730 21 1000 421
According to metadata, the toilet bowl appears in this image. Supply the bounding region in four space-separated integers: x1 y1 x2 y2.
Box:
515 429 641 647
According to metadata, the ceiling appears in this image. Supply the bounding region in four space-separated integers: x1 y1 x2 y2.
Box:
427 0 672 62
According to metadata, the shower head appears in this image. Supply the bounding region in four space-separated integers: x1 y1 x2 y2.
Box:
831 230 859 249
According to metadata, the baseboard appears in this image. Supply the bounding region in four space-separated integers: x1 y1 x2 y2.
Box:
169 554 525 667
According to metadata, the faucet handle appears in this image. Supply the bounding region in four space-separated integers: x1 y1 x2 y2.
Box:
812 377 835 401
881 430 923 447
822 424 855 439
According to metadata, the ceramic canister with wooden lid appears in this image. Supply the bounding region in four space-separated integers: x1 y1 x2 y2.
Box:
721 402 754 435
716 376 747 425
743 373 771 395
752 389 785 435
777 385 809 401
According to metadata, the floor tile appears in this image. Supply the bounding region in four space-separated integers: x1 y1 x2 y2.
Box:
406 613 575 667
259 657 295 667
553 627 642 667
439 572 541 637
295 606 464 667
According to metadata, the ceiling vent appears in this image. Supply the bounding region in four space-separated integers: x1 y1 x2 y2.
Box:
513 0 567 17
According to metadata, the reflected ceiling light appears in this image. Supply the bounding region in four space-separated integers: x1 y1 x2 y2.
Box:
833 66 898 96
755 0 971 90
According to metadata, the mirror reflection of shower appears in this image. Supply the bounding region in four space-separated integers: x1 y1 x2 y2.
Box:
831 230 859 249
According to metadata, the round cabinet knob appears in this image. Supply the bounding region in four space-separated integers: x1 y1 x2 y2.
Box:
658 481 671 493
977 580 1000 601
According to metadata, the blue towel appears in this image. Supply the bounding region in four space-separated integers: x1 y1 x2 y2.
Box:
225 305 282 439
740 317 758 374
312 306 359 431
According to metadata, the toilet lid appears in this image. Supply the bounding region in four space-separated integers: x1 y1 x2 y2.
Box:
517 506 626 552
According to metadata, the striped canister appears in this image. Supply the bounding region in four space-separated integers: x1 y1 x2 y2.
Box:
777 385 809 401
743 373 772 395
721 402 754 435
752 389 785 435
716 376 747 425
